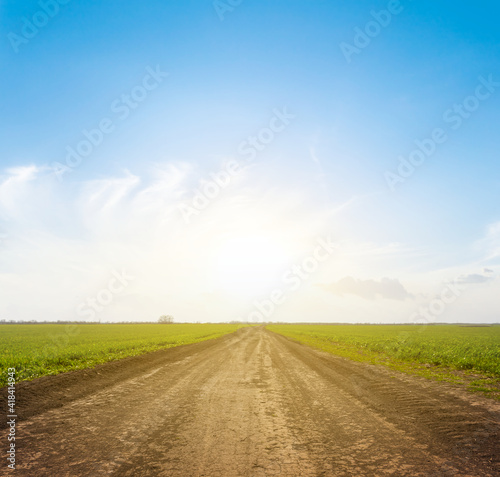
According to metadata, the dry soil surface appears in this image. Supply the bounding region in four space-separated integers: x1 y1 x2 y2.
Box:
1 326 500 476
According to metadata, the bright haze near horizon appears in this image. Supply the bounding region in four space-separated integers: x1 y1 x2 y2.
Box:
0 0 499 324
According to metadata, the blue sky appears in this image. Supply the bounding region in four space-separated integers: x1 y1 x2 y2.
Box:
0 0 499 323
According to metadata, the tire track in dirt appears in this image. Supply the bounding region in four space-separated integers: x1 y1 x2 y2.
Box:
116 327 316 476
2 326 499 476
268 331 500 476
6 330 252 476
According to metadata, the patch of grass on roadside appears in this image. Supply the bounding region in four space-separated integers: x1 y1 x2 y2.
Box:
0 323 246 386
266 324 500 399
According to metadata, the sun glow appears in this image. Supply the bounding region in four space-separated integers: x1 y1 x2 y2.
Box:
212 234 292 297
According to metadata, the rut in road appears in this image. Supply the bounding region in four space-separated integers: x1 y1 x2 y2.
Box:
6 326 500 476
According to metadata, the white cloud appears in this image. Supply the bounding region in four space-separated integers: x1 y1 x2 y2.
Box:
0 163 339 322
319 276 413 301
475 221 500 261
456 271 495 285
0 163 498 324
82 171 140 210
0 165 40 220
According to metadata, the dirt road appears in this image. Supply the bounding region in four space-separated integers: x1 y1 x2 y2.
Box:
2 327 500 476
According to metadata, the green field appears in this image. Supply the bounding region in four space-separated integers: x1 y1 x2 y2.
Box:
267 324 500 396
0 323 245 386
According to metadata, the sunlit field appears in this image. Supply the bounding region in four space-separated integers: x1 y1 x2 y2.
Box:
0 323 245 386
267 324 500 395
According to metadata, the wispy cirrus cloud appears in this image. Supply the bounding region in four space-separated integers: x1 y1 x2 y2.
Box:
475 221 500 262
0 162 339 322
0 165 40 219
0 162 498 324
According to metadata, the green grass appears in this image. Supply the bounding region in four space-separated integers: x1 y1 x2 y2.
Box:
0 323 245 386
267 324 500 398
